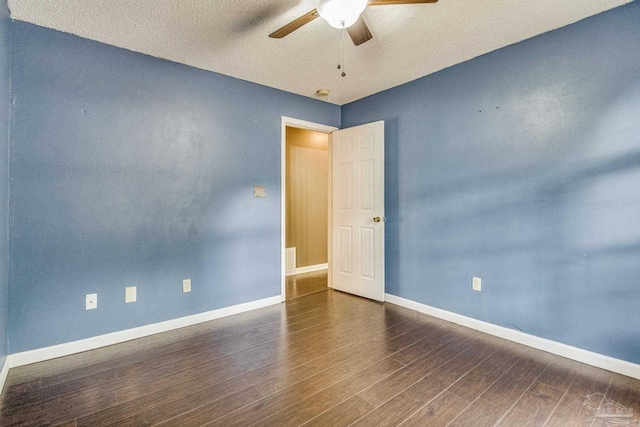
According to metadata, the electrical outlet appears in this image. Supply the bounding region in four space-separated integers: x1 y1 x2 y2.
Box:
86 293 97 310
183 279 191 293
125 286 137 303
472 277 482 292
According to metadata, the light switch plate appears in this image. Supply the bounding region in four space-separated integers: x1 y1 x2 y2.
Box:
472 277 482 292
125 286 137 303
86 293 97 310
183 279 191 293
254 185 265 198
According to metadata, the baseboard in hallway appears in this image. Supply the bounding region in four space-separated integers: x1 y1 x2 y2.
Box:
285 263 328 276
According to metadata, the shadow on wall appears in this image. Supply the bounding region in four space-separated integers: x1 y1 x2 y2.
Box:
415 85 640 360
203 185 281 306
384 118 400 296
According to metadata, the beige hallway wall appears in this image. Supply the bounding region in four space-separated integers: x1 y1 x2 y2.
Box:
286 127 329 268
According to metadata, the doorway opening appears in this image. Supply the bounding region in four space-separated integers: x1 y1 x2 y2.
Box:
280 117 338 301
280 117 386 302
285 126 329 300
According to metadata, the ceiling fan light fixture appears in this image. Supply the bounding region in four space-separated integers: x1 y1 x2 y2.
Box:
316 0 368 29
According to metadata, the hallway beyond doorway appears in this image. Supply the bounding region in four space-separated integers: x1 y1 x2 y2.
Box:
285 270 328 301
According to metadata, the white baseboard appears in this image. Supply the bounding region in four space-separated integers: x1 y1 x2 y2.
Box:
3 295 282 385
385 293 640 380
285 263 328 276
0 357 9 395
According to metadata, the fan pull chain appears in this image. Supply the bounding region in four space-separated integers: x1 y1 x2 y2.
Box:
337 29 346 77
337 28 341 71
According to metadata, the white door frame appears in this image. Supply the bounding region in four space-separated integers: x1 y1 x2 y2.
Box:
280 117 339 302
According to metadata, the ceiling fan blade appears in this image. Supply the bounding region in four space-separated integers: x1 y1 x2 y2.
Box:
347 16 373 46
269 9 319 39
368 0 438 5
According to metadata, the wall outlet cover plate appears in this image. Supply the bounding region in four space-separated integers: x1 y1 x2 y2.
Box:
86 293 97 310
125 286 137 303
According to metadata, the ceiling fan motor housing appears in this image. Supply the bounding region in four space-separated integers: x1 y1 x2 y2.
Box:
317 0 368 28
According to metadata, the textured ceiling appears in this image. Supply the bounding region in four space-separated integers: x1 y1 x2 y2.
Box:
8 0 633 105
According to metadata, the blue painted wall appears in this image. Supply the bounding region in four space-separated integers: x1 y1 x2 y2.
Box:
342 2 640 364
8 22 340 353
0 1 10 368
5 1 639 365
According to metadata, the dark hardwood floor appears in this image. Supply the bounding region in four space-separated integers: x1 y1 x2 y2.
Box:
1 289 638 426
285 270 328 301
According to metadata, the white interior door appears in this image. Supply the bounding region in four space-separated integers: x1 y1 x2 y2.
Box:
331 121 384 301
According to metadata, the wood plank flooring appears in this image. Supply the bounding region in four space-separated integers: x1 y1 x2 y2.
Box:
1 289 638 426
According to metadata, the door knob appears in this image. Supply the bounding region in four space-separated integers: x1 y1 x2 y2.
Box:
373 216 386 223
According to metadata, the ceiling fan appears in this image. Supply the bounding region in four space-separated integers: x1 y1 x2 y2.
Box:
269 0 439 46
